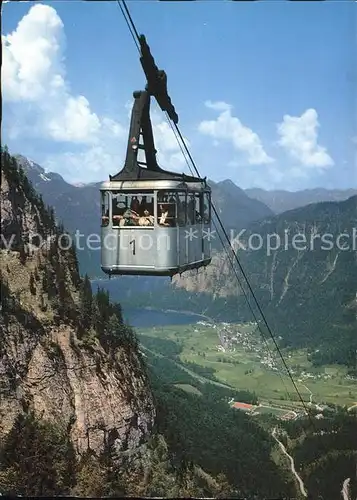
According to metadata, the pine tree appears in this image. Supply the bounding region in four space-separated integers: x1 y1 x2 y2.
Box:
113 302 123 323
70 240 81 287
70 451 107 497
91 298 101 336
40 294 47 312
49 207 56 231
19 242 27 264
107 314 122 345
0 412 76 496
42 269 48 294
29 273 36 295
79 274 93 331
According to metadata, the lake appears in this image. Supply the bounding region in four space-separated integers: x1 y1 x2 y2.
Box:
122 307 208 328
91 278 208 327
91 278 223 327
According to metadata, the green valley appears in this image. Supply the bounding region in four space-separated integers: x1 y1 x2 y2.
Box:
137 320 357 410
137 319 357 500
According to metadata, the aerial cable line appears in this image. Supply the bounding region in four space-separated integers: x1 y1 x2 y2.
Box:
173 121 310 414
117 0 141 48
164 112 194 176
163 113 293 402
117 0 312 420
118 0 305 415
116 0 140 52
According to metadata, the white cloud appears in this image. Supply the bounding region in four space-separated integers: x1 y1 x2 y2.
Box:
205 100 231 112
2 4 65 102
44 146 123 185
277 108 334 168
150 109 190 172
2 4 105 144
2 4 187 183
198 100 274 165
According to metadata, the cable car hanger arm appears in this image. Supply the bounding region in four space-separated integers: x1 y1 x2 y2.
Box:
124 90 158 175
139 34 178 124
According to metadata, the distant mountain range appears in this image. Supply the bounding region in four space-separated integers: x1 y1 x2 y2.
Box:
245 187 357 214
17 154 356 236
15 155 103 277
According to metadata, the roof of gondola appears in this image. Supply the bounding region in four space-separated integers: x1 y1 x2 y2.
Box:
109 163 207 183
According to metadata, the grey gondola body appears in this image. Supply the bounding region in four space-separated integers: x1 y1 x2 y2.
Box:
100 36 212 277
100 179 211 276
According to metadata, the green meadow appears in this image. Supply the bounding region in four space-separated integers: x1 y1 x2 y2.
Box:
137 321 356 408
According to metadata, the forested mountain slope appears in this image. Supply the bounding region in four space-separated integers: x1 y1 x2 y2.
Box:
173 196 357 368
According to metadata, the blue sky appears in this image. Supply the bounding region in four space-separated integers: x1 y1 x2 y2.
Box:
2 1 356 190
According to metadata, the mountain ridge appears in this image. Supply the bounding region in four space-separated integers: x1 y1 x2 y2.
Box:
245 186 357 214
18 154 356 218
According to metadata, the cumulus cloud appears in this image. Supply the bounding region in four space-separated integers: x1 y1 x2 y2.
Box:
44 146 123 185
277 108 334 168
198 100 274 165
2 4 187 182
150 109 190 171
204 100 231 113
2 4 105 144
3 4 66 102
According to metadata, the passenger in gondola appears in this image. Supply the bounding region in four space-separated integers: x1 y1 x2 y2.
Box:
130 196 140 214
139 196 148 215
187 198 195 225
138 209 154 226
112 199 124 225
167 196 176 226
123 207 138 226
158 204 169 226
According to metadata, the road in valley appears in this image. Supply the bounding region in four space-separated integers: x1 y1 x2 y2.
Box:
140 344 234 390
300 383 313 404
341 477 351 500
272 427 307 498
347 402 357 412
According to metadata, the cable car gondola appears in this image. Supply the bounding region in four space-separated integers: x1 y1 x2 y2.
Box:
100 35 212 277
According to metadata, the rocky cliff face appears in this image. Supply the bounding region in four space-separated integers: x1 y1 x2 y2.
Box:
0 150 155 459
174 196 357 301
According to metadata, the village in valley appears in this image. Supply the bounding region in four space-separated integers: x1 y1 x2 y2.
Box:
195 320 356 421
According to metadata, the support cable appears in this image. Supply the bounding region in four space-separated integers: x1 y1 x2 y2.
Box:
118 0 313 419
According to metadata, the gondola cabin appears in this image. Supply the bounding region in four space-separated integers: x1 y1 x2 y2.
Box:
100 36 212 277
100 179 211 276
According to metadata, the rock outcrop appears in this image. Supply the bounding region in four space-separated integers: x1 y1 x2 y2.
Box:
0 150 155 459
